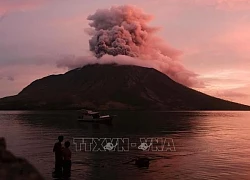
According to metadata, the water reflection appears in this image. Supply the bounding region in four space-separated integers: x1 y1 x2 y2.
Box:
0 111 250 179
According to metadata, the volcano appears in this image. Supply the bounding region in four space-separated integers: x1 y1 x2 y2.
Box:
0 64 249 110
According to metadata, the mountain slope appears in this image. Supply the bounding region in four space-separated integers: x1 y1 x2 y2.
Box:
0 64 249 110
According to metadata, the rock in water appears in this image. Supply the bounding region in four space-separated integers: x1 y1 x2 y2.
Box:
0 138 44 180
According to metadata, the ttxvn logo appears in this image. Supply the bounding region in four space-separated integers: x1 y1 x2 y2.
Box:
73 137 175 152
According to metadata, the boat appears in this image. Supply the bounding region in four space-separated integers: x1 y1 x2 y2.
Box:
77 109 114 124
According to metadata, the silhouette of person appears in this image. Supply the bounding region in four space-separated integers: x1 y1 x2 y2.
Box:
53 135 64 174
63 141 72 177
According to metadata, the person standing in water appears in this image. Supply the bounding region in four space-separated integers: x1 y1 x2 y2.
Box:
63 141 72 177
53 136 64 174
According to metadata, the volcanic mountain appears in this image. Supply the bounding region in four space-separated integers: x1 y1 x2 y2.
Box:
0 64 249 110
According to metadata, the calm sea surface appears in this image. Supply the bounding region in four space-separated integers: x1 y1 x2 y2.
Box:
0 111 250 180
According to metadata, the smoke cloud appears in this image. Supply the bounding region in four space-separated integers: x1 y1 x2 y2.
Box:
87 5 181 59
84 5 203 87
58 5 203 87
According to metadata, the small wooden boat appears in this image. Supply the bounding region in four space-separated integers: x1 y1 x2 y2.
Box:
77 109 114 124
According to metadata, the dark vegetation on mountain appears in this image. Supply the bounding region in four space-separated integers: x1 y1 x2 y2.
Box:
0 64 249 110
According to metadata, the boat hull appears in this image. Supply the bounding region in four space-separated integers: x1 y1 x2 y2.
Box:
77 115 113 124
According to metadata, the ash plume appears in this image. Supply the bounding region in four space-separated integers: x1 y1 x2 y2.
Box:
56 5 203 87
87 5 181 59
85 5 203 87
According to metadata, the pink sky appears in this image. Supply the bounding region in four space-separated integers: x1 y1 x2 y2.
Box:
0 0 250 105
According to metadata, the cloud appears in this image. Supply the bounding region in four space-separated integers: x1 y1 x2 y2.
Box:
214 0 250 11
0 11 7 22
0 0 47 15
199 70 250 89
145 0 250 11
208 87 250 105
216 89 248 98
0 63 65 98
0 0 249 105
0 75 15 81
57 5 203 88
57 54 205 88
196 69 250 105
